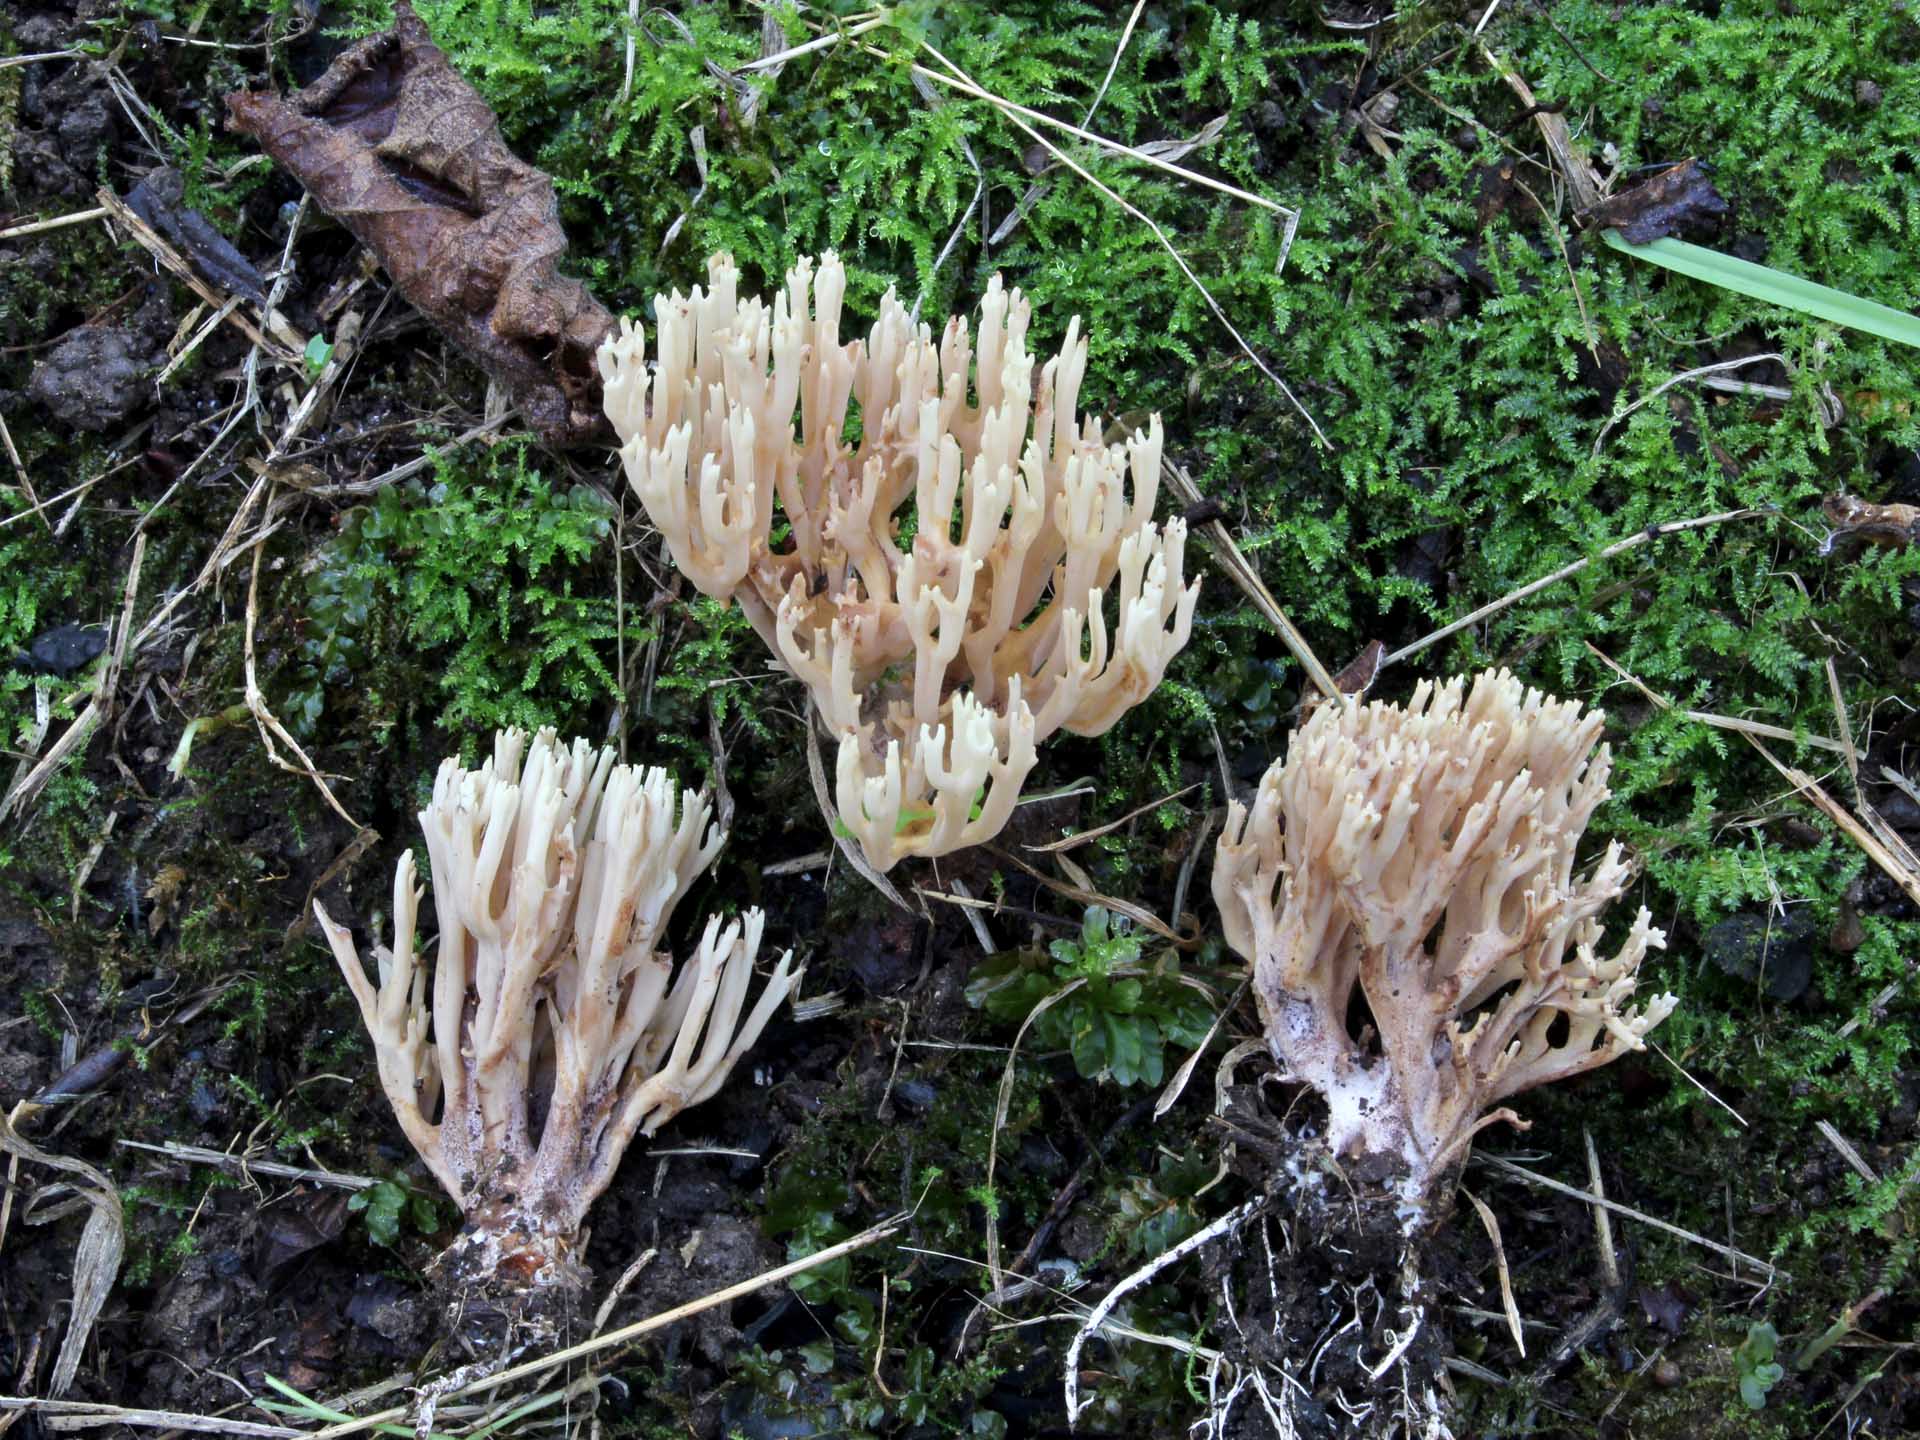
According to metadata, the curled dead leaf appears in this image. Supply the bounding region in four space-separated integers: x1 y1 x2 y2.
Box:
0 1110 125 1397
226 3 614 446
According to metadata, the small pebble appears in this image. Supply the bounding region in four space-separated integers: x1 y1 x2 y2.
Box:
1652 1357 1683 1388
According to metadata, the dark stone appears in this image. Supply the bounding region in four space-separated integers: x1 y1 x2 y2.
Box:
13 623 108 677
1702 910 1816 1001
26 323 154 431
346 1273 426 1344
891 1078 936 1113
719 1384 832 1440
188 1078 223 1125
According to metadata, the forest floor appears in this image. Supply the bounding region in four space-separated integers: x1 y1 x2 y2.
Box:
2 2 1918 1438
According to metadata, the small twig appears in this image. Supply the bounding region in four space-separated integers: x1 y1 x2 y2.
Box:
115 1140 375 1191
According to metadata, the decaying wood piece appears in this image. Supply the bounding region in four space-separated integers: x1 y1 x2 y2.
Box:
226 3 613 445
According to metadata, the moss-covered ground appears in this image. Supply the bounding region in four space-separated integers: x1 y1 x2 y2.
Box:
1 1 1916 1435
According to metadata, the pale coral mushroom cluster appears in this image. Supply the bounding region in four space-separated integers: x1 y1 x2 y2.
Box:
598 252 1198 869
1213 669 1675 1207
315 728 798 1294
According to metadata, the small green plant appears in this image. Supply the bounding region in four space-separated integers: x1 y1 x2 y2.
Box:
966 907 1213 1088
302 333 334 378
347 1176 449 1249
1735 1320 1785 1410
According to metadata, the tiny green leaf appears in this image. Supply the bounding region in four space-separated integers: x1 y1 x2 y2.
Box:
304 333 334 377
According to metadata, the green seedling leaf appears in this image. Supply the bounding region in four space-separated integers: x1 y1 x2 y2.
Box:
1736 1320 1785 1409
304 332 334 377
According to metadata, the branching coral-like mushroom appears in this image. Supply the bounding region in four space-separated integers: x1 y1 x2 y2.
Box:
599 253 1198 869
315 728 799 1307
1213 669 1674 1211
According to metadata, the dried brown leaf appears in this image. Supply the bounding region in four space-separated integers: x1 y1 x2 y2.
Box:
1580 158 1728 244
1824 493 1920 550
225 3 613 446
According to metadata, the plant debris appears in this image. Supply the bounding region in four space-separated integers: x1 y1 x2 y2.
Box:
1823 493 1920 550
125 167 268 305
225 3 614 446
1580 158 1728 244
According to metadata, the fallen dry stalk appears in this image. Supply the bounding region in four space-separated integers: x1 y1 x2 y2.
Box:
298 1215 903 1440
1381 507 1766 672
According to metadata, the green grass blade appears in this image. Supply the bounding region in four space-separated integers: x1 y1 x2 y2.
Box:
1603 231 1920 350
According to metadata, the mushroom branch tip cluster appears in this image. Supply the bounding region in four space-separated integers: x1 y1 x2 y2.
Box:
1213 668 1675 1207
598 250 1199 869
315 727 799 1288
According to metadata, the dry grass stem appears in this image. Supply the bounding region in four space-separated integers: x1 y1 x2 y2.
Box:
1464 1188 1525 1356
1746 738 1920 909
1593 353 1788 457
1585 641 1849 753
0 205 108 239
1161 460 1341 699
299 1216 904 1440
115 1140 376 1192
1584 1127 1620 1290
1 535 145 822
1478 1154 1775 1275
1025 781 1200 853
0 1401 299 1439
1382 507 1765 671
95 188 301 361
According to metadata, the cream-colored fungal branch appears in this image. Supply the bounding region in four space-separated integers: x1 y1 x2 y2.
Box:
1213 669 1674 1208
315 728 799 1296
599 253 1198 870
